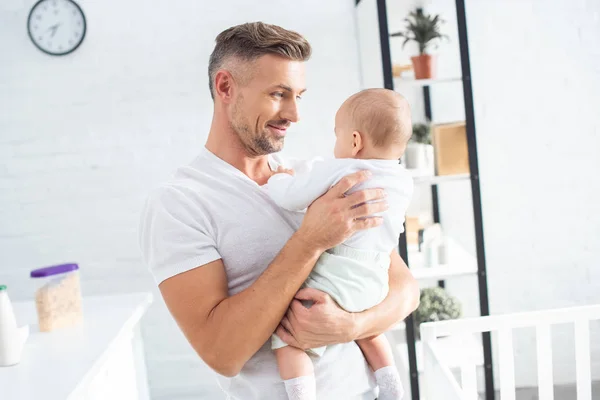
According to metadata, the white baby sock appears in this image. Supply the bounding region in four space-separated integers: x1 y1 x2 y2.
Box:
374 366 404 400
284 375 317 400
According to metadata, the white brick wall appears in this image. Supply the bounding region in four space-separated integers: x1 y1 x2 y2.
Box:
0 0 361 398
387 0 600 389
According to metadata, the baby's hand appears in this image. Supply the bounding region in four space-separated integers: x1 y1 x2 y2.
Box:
275 166 295 176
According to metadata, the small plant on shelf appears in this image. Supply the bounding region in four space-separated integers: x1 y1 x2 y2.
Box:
404 121 433 170
411 122 432 145
391 9 449 79
414 287 462 338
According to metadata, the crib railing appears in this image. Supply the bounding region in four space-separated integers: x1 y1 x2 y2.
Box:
420 304 600 400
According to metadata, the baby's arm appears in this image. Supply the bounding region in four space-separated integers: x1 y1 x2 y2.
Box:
268 159 348 212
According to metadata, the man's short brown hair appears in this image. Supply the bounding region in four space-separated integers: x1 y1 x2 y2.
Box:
208 22 312 99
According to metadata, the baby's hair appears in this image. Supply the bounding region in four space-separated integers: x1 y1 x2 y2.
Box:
342 88 412 148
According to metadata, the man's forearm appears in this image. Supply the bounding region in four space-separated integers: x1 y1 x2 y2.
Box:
352 252 420 340
206 231 321 374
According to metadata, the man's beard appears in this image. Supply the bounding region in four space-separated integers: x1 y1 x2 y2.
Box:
231 101 284 156
253 132 283 155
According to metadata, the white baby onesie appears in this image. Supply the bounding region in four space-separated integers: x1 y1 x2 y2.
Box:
267 157 413 355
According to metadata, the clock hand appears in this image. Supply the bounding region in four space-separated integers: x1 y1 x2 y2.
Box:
47 23 61 37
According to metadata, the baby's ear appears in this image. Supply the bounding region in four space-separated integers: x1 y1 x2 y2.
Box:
352 130 364 156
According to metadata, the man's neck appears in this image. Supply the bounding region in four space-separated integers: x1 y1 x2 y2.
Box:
205 115 273 185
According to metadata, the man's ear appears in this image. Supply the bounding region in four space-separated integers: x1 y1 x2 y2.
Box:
351 131 364 156
214 70 235 103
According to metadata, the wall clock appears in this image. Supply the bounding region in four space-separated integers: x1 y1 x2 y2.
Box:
27 0 86 56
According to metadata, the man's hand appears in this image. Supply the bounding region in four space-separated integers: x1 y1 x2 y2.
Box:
275 252 419 351
296 171 388 253
275 288 355 350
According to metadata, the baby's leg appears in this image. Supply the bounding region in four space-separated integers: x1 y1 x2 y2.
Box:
356 333 395 370
356 334 404 400
275 345 316 400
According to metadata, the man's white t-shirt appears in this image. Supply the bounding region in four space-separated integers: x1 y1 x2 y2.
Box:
139 147 378 400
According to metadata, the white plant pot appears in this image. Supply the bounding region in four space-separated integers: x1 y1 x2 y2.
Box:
404 143 434 173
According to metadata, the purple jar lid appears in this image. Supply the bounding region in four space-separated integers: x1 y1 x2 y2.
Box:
30 263 79 278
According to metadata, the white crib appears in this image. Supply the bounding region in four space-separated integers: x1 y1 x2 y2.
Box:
420 304 600 400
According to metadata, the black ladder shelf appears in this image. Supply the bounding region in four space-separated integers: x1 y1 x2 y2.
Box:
354 0 495 399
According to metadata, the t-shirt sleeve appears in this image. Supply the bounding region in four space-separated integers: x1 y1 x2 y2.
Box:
139 186 221 285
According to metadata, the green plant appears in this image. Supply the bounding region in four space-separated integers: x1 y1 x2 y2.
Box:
411 122 431 144
414 287 462 337
391 9 449 55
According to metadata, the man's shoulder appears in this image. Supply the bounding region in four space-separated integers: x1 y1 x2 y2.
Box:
144 156 215 212
143 183 197 219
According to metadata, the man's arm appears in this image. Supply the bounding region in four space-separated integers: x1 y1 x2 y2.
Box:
160 232 320 377
275 251 419 349
158 171 388 377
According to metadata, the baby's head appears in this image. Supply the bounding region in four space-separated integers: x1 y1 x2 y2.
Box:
333 88 412 160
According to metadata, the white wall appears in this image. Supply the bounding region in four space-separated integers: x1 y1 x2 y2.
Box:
0 0 361 398
386 0 600 390
355 0 384 89
467 0 600 388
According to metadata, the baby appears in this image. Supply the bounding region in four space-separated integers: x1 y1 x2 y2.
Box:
267 88 414 400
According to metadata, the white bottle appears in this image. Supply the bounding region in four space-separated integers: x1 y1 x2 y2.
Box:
424 239 439 267
438 238 449 265
0 285 29 367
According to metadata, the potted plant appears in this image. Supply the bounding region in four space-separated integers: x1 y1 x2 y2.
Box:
390 9 448 79
414 287 462 338
404 122 434 173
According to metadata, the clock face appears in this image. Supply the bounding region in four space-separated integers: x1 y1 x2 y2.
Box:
27 0 86 56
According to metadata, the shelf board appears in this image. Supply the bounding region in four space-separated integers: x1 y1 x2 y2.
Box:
394 77 463 87
407 239 477 281
411 264 478 280
408 169 470 185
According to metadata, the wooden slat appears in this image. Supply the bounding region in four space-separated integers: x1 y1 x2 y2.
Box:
423 305 600 337
423 339 466 400
536 324 554 400
574 320 591 400
460 362 478 400
498 329 516 400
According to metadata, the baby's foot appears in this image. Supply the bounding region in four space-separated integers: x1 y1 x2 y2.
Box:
284 375 316 400
375 366 404 400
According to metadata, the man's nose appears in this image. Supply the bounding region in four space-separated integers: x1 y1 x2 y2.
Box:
281 99 300 123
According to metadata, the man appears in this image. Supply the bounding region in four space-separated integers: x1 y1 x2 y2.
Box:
140 22 419 399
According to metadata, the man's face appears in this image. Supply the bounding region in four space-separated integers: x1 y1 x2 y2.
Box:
229 54 306 156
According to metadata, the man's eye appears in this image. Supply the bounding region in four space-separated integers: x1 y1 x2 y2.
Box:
296 95 302 101
272 92 284 98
